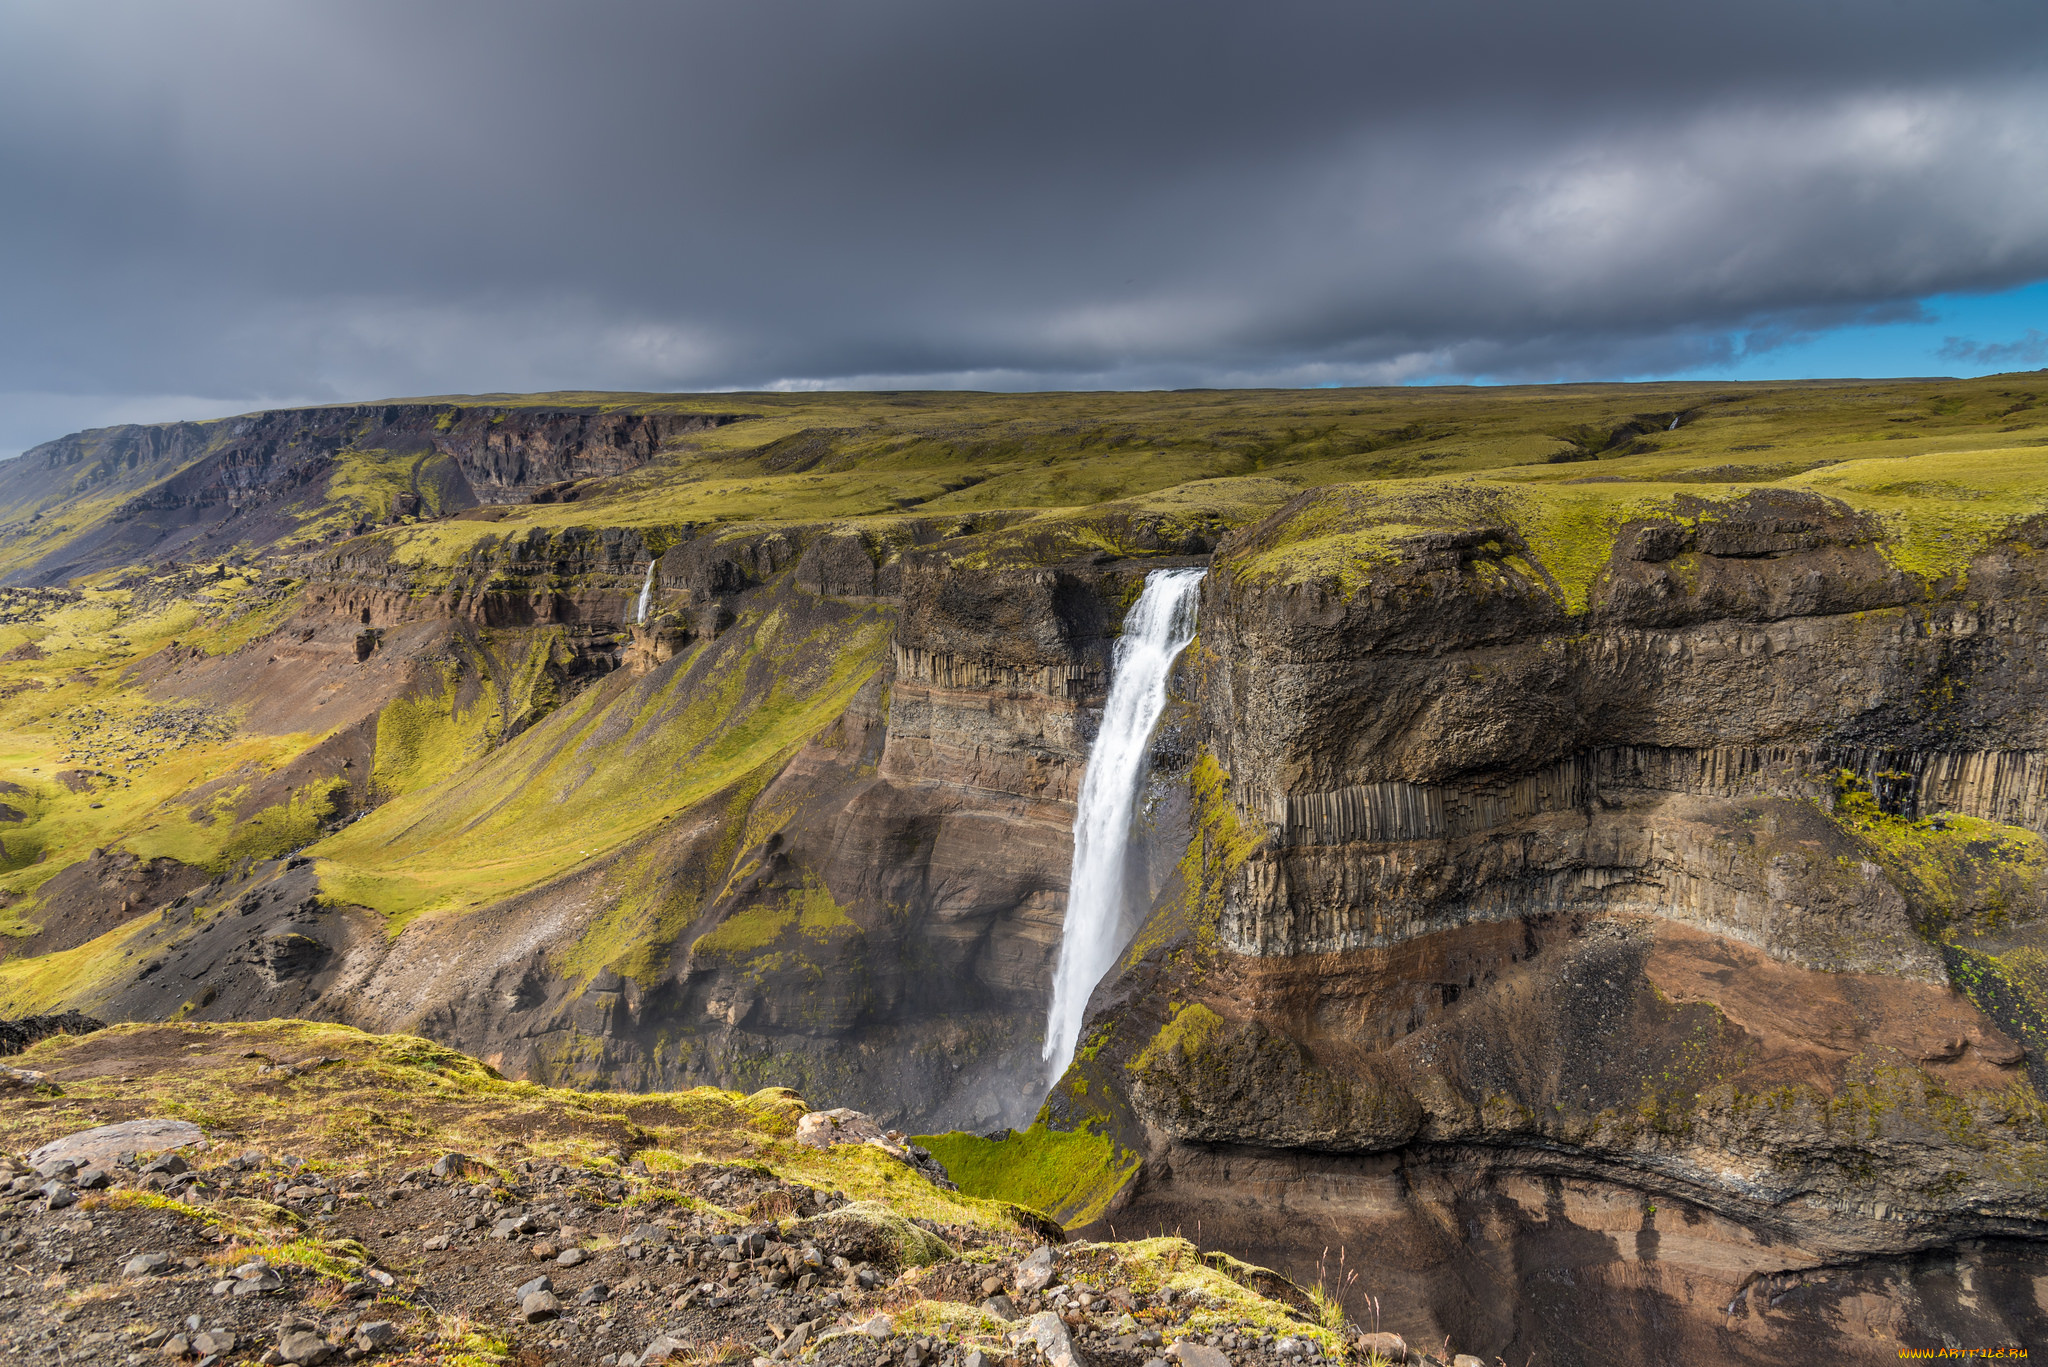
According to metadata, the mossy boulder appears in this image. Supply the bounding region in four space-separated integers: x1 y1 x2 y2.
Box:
790 1199 954 1269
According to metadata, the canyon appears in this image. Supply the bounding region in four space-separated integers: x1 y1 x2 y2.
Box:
0 380 2045 1363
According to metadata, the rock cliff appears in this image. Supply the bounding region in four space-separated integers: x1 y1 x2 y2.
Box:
1039 477 2048 1363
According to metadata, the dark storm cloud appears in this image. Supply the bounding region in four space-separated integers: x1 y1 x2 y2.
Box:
3 0 2047 449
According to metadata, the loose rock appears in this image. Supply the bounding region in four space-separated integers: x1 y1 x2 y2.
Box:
28 1117 203 1170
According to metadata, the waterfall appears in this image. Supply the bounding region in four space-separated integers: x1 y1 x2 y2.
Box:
1668 415 1681 430
635 560 657 625
1042 567 1205 1082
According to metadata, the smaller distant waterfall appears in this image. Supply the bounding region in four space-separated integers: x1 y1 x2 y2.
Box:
1042 567 1205 1083
1668 415 1681 430
635 561 657 625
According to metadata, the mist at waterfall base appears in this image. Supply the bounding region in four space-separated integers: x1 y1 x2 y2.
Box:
1042 568 1205 1085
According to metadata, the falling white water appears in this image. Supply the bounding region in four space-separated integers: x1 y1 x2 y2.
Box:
635 560 657 624
1042 567 1205 1082
1668 415 1681 430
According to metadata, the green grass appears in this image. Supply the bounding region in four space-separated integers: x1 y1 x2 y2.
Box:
913 1122 1141 1229
311 593 893 933
1226 445 2048 612
0 572 360 931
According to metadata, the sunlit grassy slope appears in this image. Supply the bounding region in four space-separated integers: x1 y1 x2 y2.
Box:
314 593 893 931
0 572 318 921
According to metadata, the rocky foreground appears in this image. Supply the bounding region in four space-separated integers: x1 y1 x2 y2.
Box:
0 1020 1445 1367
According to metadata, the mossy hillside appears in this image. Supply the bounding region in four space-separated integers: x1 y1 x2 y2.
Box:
1226 445 2048 613
1824 771 2048 1087
692 879 861 960
683 877 879 1035
283 375 2048 576
1825 771 2048 940
0 910 163 1014
311 583 894 933
914 1124 1141 1230
553 760 780 989
1124 748 1265 971
1130 1003 1230 1071
313 445 463 540
0 575 365 935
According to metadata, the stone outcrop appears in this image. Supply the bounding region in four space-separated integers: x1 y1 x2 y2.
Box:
1048 488 2048 1364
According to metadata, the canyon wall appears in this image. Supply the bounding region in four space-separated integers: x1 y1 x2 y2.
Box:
18 510 1194 1132
1048 488 2048 1364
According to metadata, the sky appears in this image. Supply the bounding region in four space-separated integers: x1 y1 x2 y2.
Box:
2 0 2047 456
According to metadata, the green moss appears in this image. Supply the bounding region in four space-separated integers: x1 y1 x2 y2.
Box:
913 1123 1140 1229
692 879 860 959
1130 1004 1228 1073
555 762 777 986
1123 749 1263 967
312 587 892 931
0 911 161 1014
215 775 349 865
1825 769 2048 937
1788 448 2048 583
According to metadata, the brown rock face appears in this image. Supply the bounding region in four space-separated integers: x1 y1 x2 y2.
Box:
1055 491 2048 1364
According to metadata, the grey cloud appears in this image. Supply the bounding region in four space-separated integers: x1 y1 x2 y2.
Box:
3 0 2048 453
1939 330 2048 366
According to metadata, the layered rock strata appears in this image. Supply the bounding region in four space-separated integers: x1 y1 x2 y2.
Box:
1052 490 2048 1364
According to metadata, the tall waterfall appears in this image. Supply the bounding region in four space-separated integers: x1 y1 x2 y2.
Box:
1042 567 1204 1082
635 560 657 625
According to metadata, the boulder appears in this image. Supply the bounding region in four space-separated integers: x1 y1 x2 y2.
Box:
795 1107 888 1149
1014 1245 1059 1294
789 1200 954 1270
28 1117 203 1170
1355 1333 1407 1363
277 1330 332 1365
794 1107 958 1189
354 1322 399 1350
1030 1311 1088 1367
